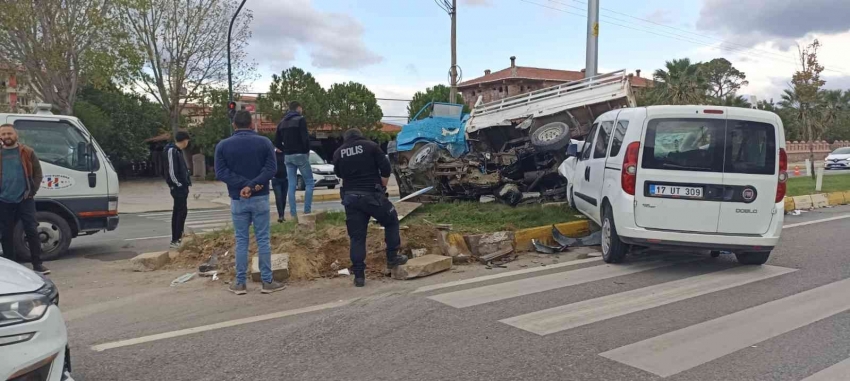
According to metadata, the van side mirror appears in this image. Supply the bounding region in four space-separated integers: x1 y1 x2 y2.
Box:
566 143 578 158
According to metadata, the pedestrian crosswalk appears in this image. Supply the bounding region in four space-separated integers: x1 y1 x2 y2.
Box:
137 209 237 233
422 256 850 379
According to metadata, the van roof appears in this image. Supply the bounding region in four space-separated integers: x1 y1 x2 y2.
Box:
0 113 80 123
643 105 777 119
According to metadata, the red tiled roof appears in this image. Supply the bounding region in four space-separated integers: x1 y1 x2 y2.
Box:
459 66 585 88
628 75 652 88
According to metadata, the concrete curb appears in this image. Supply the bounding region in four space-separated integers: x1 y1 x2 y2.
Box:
439 220 595 257
784 191 850 212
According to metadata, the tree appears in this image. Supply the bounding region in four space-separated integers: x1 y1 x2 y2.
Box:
649 58 708 105
117 0 255 138
407 84 469 120
701 58 748 100
718 95 752 108
74 86 165 171
191 89 233 157
817 89 850 141
791 39 826 179
326 82 383 132
257 67 327 127
0 0 128 115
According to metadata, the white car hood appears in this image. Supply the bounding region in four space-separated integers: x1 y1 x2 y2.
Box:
313 164 335 173
826 154 850 160
0 257 44 294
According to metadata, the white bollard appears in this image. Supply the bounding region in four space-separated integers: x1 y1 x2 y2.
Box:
805 159 812 176
816 168 824 192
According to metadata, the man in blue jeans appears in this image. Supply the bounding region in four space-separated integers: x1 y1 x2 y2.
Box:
215 110 285 295
274 101 313 220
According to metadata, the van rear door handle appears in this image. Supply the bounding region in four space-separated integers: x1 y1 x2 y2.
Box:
585 167 590 181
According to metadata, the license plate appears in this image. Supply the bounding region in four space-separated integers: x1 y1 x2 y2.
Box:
325 176 337 181
649 184 703 199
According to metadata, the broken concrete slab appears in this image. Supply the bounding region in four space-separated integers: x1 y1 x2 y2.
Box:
251 253 290 282
465 231 514 257
439 231 472 258
395 201 422 221
792 195 814 210
392 255 452 280
811 193 829 209
478 247 514 263
411 248 428 258
130 251 170 272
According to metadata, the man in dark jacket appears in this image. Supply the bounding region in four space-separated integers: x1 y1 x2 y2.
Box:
274 101 313 220
271 150 287 222
333 128 407 287
215 110 285 295
0 124 49 274
165 131 192 249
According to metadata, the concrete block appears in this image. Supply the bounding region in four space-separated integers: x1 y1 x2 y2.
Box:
783 197 795 213
843 191 850 205
811 193 829 209
792 195 813 210
130 251 170 272
392 255 452 280
438 231 472 257
827 192 846 206
465 231 514 257
296 212 323 232
251 253 290 282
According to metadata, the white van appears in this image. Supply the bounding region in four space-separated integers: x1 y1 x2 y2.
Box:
559 106 786 265
1 104 119 260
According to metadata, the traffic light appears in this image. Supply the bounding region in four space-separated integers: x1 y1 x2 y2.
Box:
227 101 237 119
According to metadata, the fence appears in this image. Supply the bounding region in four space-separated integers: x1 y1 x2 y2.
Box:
786 141 850 162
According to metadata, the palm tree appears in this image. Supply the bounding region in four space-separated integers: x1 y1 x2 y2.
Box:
818 89 850 141
649 59 708 105
718 94 752 108
779 88 805 141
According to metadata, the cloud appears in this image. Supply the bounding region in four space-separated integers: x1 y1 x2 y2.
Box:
246 0 382 70
405 64 419 76
644 9 673 25
697 0 850 47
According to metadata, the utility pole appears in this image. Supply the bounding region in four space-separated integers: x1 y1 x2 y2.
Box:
436 0 458 103
228 0 248 108
585 0 599 78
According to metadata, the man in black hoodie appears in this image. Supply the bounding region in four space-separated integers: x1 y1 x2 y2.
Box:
274 101 314 219
165 131 192 248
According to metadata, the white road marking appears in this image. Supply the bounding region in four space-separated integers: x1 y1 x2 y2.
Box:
801 357 850 381
501 265 795 336
138 209 225 218
91 299 352 352
783 214 850 229
413 257 603 294
428 260 686 309
124 235 172 241
600 277 850 378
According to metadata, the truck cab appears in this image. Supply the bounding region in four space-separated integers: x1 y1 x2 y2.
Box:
1 104 119 260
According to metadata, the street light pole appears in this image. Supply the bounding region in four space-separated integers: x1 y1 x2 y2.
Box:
585 0 599 78
449 0 458 104
228 0 248 105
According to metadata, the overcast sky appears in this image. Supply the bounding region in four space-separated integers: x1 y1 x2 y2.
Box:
241 0 850 122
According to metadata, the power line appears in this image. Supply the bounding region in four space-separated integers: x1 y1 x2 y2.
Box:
519 0 850 75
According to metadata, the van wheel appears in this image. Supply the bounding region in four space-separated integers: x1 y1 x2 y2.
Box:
601 205 628 263
14 211 72 262
735 251 771 265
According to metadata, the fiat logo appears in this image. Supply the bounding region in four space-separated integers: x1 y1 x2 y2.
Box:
742 188 755 201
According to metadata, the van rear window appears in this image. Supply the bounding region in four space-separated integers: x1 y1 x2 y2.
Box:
642 118 776 174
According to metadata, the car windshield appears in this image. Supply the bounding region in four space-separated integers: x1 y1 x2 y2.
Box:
832 147 850 155
309 152 325 165
432 103 463 119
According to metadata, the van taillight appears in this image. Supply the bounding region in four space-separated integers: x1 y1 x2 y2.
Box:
622 142 641 195
776 148 787 203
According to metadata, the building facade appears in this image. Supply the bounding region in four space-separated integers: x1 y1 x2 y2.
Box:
0 67 40 113
458 56 651 110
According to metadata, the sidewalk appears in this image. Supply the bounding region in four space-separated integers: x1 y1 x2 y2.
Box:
119 178 400 214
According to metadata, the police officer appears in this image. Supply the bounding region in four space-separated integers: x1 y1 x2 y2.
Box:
333 128 408 287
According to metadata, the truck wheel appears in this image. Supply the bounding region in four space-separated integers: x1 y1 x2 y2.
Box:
601 205 628 263
14 211 72 262
408 143 439 171
531 122 571 152
735 251 770 265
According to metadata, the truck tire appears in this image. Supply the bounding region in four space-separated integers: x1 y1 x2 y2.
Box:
735 251 771 265
601 205 628 263
14 211 72 262
407 143 439 171
531 122 571 152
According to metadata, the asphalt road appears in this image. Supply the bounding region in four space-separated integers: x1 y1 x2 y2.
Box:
44 205 850 381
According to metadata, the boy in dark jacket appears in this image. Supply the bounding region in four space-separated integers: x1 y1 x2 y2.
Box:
165 131 192 248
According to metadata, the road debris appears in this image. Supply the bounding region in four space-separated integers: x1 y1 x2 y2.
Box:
532 239 564 254
170 273 195 286
198 252 219 273
337 269 351 276
478 246 514 264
